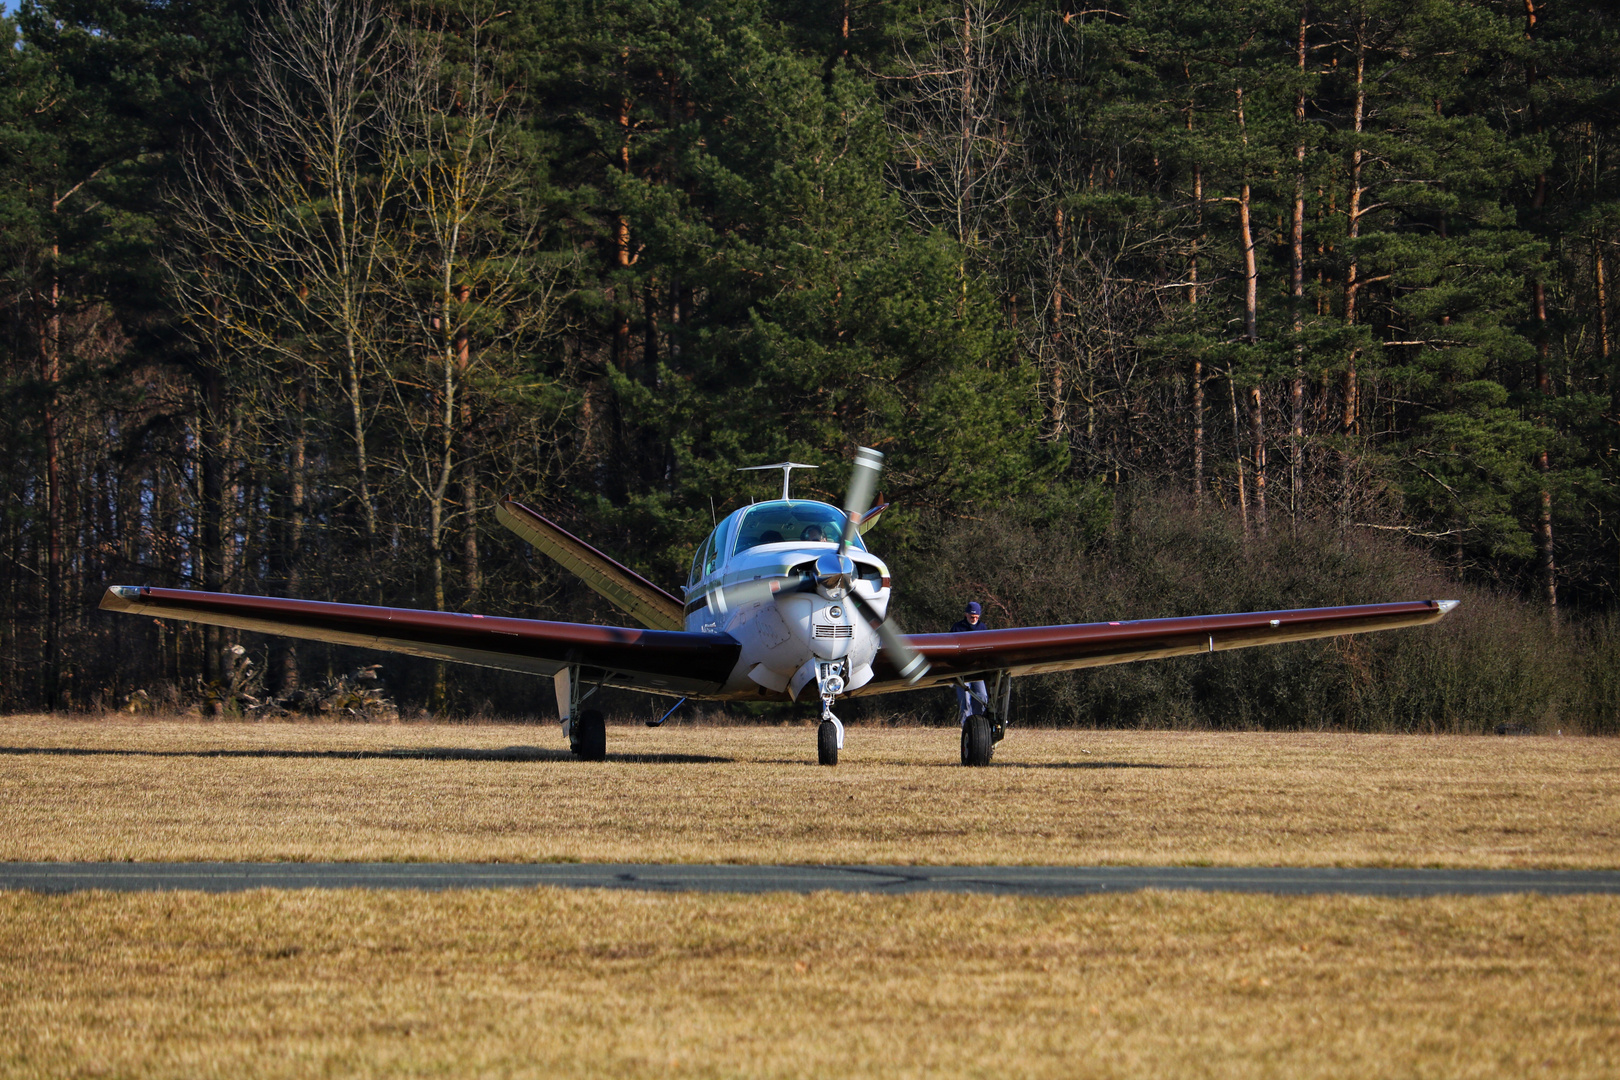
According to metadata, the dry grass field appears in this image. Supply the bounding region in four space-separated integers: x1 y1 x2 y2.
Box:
4 716 1618 1077
1 887 1616 1079
0 714 1615 867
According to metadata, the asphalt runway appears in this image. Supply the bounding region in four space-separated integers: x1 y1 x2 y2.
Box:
3 862 1618 897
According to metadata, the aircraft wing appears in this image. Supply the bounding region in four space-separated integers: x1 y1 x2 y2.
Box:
99 586 738 697
855 600 1458 694
495 496 686 631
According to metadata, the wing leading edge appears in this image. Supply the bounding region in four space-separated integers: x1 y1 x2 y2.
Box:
99 586 738 697
855 600 1459 694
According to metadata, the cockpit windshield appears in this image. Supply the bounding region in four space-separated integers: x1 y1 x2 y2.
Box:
733 501 863 555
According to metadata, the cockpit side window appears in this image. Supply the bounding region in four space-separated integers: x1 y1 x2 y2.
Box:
688 540 705 588
703 528 722 576
689 529 720 588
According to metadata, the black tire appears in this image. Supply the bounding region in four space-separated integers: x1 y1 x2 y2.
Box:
962 714 994 767
573 709 606 761
817 721 838 766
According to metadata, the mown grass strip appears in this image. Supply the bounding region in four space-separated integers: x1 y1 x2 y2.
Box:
1 888 1615 1079
1 717 1615 867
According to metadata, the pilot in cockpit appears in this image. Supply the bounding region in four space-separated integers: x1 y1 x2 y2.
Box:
800 524 825 542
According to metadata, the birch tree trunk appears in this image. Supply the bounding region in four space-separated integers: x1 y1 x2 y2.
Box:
279 383 306 693
1236 86 1264 534
1341 40 1367 527
1230 370 1250 535
1526 0 1557 619
1191 160 1205 509
1291 5 1308 525
39 245 62 709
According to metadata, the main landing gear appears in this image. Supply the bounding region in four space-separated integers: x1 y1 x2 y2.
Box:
573 710 606 761
555 666 607 761
958 672 1011 767
961 714 995 766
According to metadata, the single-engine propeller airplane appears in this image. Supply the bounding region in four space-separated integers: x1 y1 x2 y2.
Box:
101 447 1459 766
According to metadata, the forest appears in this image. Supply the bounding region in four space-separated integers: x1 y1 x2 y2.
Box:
4 0 1619 730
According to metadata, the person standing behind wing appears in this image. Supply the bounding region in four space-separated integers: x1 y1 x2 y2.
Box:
951 601 989 726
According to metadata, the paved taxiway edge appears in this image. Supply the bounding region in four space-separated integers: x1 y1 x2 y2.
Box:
3 863 1619 897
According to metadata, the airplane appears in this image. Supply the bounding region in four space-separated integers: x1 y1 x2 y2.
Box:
100 447 1459 766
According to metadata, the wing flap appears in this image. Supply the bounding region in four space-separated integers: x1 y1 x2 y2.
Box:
101 586 738 696
854 600 1458 693
495 497 685 632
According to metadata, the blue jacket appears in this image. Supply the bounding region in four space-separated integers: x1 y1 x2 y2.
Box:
950 617 988 634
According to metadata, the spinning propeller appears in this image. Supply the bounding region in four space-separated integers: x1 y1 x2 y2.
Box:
838 448 929 684
706 447 930 685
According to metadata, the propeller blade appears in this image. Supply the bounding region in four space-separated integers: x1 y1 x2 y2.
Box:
839 446 884 556
706 573 812 617
706 577 778 617
851 590 930 684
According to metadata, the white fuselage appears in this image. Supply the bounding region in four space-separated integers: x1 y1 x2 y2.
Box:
683 502 890 701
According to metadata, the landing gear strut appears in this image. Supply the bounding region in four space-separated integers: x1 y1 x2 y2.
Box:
816 661 845 766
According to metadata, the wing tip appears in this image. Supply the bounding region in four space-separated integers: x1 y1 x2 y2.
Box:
1434 599 1460 616
100 585 145 613
493 493 522 524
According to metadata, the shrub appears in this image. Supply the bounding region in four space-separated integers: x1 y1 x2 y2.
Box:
886 488 1579 733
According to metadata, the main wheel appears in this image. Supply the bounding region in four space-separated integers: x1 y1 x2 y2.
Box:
573 709 606 761
817 721 838 766
961 714 994 767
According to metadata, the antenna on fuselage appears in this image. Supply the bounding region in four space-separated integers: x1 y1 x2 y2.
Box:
737 461 818 501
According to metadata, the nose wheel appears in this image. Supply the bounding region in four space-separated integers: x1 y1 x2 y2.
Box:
818 719 839 765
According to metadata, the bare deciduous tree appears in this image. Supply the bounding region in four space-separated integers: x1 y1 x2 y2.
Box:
884 0 1018 288
169 0 423 552
169 0 575 694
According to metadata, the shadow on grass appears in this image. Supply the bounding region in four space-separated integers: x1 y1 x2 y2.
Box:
917 760 1178 770
745 755 1177 769
998 760 1178 770
0 745 734 765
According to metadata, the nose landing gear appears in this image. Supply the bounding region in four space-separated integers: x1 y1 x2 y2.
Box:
815 661 845 766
